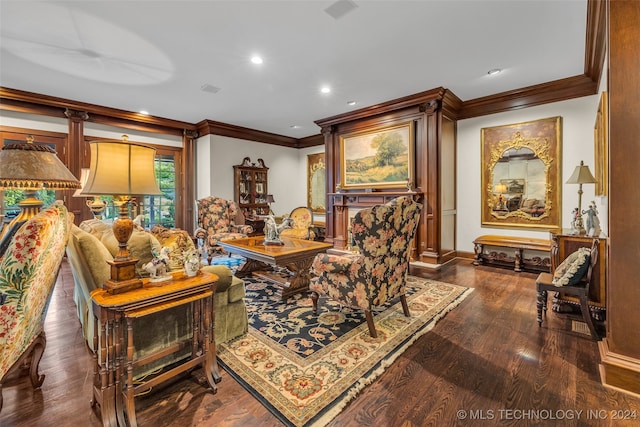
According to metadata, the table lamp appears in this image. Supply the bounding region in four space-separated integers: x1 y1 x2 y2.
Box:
0 135 80 238
493 183 507 210
266 194 275 215
73 168 108 219
566 160 597 235
80 135 162 294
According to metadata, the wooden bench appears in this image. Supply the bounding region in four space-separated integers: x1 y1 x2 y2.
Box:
473 235 551 273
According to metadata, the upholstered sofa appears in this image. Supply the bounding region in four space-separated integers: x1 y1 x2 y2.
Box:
1 203 72 411
65 220 248 376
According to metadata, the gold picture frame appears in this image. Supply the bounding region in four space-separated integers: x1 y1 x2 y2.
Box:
481 116 562 230
340 122 413 189
307 153 326 213
594 91 608 196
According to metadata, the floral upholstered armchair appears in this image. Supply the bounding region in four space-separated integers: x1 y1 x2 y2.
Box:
194 196 253 262
0 203 72 411
310 196 422 338
279 206 316 240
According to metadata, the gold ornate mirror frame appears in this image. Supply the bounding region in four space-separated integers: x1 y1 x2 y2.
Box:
307 153 326 213
481 116 562 230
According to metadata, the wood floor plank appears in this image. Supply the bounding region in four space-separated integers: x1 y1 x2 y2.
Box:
2 259 639 427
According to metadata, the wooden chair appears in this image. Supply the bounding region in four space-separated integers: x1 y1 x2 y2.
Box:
535 239 599 339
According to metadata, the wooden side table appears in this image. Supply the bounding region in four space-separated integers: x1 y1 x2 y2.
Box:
90 271 219 427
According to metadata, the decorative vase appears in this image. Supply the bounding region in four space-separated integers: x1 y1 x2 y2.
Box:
183 250 201 277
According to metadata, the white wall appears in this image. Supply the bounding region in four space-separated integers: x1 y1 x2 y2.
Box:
195 135 324 216
457 95 603 253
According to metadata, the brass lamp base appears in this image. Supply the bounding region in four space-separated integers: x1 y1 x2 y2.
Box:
104 258 142 294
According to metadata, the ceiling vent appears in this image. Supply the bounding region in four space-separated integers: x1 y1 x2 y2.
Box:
324 0 358 20
201 84 221 94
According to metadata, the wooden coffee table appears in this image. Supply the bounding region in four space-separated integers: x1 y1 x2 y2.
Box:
219 236 332 300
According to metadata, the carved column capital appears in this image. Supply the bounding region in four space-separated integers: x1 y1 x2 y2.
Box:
64 108 89 121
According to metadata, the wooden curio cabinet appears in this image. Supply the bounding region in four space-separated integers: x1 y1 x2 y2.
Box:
233 157 269 217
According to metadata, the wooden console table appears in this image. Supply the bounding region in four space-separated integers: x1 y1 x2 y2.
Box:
90 271 219 427
473 235 551 273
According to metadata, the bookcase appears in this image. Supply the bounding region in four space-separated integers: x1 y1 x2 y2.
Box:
233 157 269 218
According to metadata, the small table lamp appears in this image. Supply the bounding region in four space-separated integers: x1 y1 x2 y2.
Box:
266 194 275 215
80 135 162 294
73 168 107 219
493 183 507 210
566 160 597 235
0 136 80 237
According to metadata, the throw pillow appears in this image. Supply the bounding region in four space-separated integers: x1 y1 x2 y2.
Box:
551 247 591 286
73 225 113 289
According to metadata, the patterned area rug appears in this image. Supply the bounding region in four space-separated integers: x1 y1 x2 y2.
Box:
217 275 472 427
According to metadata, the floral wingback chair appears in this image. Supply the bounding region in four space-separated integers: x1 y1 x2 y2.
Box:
310 196 422 338
194 196 253 260
279 206 316 240
0 203 72 411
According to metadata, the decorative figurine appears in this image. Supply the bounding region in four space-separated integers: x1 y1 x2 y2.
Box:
263 215 294 245
570 207 580 234
143 246 172 282
183 248 201 277
583 200 601 236
406 178 413 193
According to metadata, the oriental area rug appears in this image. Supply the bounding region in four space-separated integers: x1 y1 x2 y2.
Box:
217 275 472 427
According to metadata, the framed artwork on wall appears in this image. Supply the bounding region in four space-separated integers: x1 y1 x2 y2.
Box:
594 91 608 196
307 153 326 213
481 116 562 230
339 122 414 189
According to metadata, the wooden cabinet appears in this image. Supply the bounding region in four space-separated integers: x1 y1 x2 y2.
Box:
233 157 269 218
550 229 607 319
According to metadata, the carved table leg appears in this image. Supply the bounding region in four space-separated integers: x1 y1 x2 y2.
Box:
537 290 548 326
281 257 314 300
514 249 523 272
125 317 138 427
234 258 271 278
473 243 483 266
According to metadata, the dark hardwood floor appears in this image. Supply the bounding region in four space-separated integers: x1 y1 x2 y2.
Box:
2 258 639 426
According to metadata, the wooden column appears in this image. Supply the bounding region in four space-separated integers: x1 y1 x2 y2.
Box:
183 129 198 234
598 0 640 396
65 108 90 224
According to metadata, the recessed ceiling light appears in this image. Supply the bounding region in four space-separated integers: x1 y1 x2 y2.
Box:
320 86 331 94
487 68 502 75
347 100 357 106
251 56 263 64
139 110 149 115
290 125 301 129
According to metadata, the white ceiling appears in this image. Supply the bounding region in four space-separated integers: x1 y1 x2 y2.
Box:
0 0 587 139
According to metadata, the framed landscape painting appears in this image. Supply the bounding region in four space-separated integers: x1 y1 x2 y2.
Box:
340 122 413 189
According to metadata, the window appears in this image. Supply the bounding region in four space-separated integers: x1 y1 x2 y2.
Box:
143 153 176 228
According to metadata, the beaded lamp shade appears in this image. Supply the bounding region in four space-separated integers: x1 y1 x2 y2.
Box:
0 136 79 233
